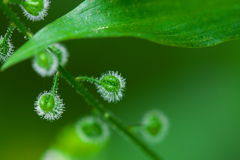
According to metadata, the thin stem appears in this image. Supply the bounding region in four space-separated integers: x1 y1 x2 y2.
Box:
128 124 146 133
58 65 164 160
0 1 32 38
76 76 101 84
3 23 15 41
51 72 60 96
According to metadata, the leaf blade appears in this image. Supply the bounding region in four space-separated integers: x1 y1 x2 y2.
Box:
2 0 240 70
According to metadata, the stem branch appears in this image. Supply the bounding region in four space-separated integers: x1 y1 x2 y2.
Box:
51 72 60 96
76 76 101 84
58 65 163 160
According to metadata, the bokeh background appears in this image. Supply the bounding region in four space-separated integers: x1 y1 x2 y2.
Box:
1 1 240 160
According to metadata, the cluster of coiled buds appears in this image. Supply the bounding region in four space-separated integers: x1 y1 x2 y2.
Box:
1 0 60 77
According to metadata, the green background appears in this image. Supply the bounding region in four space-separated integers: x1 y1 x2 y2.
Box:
1 1 240 160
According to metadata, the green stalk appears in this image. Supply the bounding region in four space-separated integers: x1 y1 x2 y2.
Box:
59 65 164 160
0 1 32 38
128 124 146 133
51 72 60 96
76 76 101 84
3 23 15 41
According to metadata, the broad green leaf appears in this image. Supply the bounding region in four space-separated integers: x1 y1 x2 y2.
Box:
2 0 240 70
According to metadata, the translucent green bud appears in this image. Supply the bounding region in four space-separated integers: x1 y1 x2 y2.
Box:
48 43 69 66
39 94 55 112
75 116 110 144
32 50 58 77
35 91 64 121
101 75 121 93
141 110 169 143
97 71 126 103
20 0 50 21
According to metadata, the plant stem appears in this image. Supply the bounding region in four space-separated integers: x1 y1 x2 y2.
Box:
128 124 146 133
58 65 164 160
76 76 101 84
51 72 60 96
3 22 15 41
0 1 32 38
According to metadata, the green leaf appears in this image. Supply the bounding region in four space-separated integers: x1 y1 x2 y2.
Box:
2 0 240 70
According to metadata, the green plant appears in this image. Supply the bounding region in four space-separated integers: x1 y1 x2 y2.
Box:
1 0 240 160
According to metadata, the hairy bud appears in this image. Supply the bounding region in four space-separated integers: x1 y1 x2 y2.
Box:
141 110 169 143
75 116 110 144
32 50 58 77
20 0 50 21
48 43 69 66
34 91 64 121
97 71 126 103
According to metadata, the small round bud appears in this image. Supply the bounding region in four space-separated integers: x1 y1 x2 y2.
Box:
20 0 50 21
75 116 110 144
32 50 58 77
34 91 64 121
48 43 69 66
97 71 126 103
141 110 169 143
41 148 71 160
